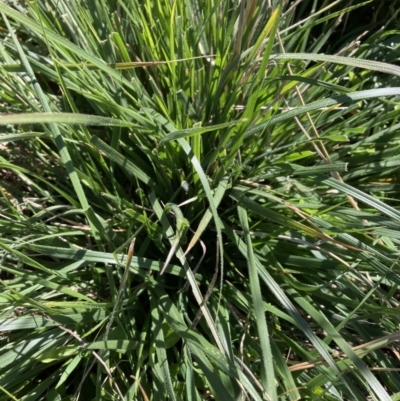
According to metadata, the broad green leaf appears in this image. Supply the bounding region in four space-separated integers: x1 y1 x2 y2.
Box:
36 345 78 363
238 205 276 400
271 52 400 77
0 112 133 127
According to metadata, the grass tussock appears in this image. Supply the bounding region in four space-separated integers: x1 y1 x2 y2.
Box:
1 0 400 400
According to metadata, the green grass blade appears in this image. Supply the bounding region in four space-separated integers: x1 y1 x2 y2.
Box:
238 205 277 400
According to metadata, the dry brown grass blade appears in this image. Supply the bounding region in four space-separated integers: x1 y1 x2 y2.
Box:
289 331 400 372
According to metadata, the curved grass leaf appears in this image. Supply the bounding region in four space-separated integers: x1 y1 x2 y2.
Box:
271 52 400 77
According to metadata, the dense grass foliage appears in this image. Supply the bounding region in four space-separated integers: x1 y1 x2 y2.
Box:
1 0 400 400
